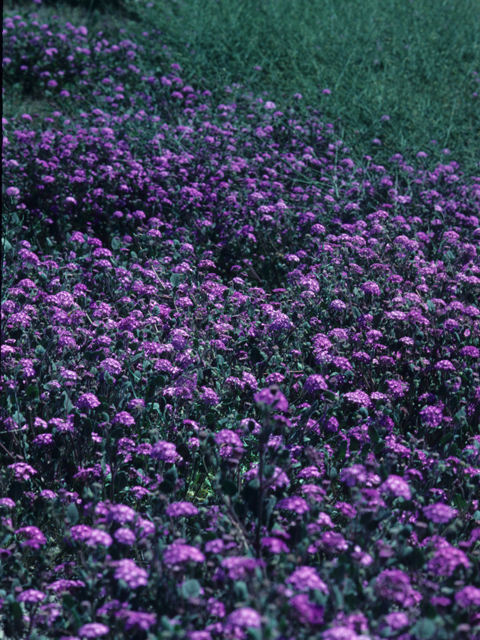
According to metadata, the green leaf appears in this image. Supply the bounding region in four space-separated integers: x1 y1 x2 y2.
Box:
10 600 23 622
159 480 174 494
12 410 25 426
454 493 467 510
410 619 436 640
322 390 337 401
164 466 178 484
368 424 380 443
66 503 79 526
221 479 238 497
181 579 201 599
250 345 264 364
170 273 183 287
333 584 344 609
234 580 249 601
337 440 347 460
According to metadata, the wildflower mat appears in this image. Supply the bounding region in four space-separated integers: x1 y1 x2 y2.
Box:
1 9 480 640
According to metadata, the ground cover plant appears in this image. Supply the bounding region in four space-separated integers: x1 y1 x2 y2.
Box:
1 5 480 640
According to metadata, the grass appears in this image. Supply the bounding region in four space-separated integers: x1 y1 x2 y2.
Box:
4 0 480 172
137 0 480 172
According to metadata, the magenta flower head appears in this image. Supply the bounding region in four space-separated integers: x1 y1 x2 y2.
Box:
112 411 135 427
17 589 46 603
15 526 47 549
343 390 372 409
163 543 205 567
78 623 110 638
165 501 199 518
286 566 329 593
122 610 157 631
423 502 457 524
254 387 288 411
277 496 310 515
304 375 328 395
6 186 20 197
151 440 182 463
384 612 409 630
361 281 381 296
374 569 422 607
114 558 148 589
226 607 261 629
0 498 16 508
380 475 412 500
76 393 101 410
454 586 480 608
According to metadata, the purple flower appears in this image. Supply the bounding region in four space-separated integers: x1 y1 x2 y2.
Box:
386 379 409 399
76 393 101 410
226 607 261 629
322 627 361 640
200 387 220 405
384 612 409 630
207 597 226 618
114 528 136 545
205 539 225 554
6 186 20 197
170 328 189 350
330 299 347 311
15 526 47 549
114 559 148 588
277 496 310 515
85 529 113 548
221 556 263 579
298 466 322 480
108 504 136 524
268 312 294 332
78 623 110 638
340 465 368 487
40 490 57 500
261 537 289 553
165 502 199 518
70 525 93 542
163 543 205 566
112 411 135 427
0 498 16 508
121 610 157 631
419 405 443 428
128 398 145 413
319 531 348 553
188 633 212 640
254 387 289 411
47 579 85 593
361 281 381 295
460 345 479 358
454 586 480 608
286 566 329 593
375 569 422 607
380 475 411 500
151 441 182 463
423 502 457 523
427 543 470 577
17 589 46 603
435 359 455 371
290 594 324 625
343 390 372 408
100 358 122 376
304 375 328 394
8 462 37 481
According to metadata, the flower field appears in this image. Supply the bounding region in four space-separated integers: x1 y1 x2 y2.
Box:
1 4 480 640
